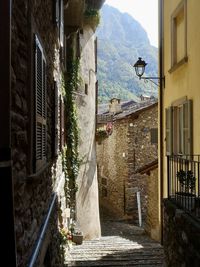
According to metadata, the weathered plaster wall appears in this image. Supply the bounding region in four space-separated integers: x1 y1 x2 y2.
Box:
12 1 66 266
76 26 101 240
97 104 158 227
163 199 200 266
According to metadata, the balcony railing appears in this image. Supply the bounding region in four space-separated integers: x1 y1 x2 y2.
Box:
167 155 200 218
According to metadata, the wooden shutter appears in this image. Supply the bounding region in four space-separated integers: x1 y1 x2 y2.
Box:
177 105 184 154
59 96 65 149
183 99 193 155
35 36 47 171
165 107 173 155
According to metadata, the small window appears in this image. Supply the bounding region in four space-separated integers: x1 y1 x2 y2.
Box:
150 128 158 144
102 187 107 198
35 35 47 171
170 0 187 72
101 177 107 186
85 84 88 95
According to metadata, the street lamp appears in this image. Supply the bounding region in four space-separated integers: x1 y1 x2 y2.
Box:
133 57 165 86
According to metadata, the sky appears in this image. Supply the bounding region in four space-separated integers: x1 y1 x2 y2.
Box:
105 0 158 47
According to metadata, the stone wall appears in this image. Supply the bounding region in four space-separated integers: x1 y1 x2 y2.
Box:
12 1 66 266
97 104 158 226
145 168 160 241
97 120 129 219
163 199 200 266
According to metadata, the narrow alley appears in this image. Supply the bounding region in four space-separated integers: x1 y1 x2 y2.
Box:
65 220 164 266
2 0 200 266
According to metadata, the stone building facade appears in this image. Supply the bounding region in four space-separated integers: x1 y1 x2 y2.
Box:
0 0 104 266
163 200 200 266
137 160 160 241
97 99 160 239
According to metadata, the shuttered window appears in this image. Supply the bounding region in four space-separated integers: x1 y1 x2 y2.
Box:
35 35 47 171
183 100 192 155
166 107 173 155
165 99 192 155
59 96 65 149
170 0 187 70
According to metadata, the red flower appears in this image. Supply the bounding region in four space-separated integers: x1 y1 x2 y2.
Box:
106 122 113 135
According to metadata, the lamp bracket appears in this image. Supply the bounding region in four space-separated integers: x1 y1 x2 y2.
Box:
139 76 165 87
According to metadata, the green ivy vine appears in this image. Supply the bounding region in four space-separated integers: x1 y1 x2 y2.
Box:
61 59 81 210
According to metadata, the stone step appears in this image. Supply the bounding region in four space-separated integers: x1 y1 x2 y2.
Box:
65 221 165 267
66 260 164 266
69 251 163 256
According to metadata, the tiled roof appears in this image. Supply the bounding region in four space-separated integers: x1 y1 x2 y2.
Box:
97 99 158 122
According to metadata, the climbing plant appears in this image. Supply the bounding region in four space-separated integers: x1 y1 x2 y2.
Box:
61 58 81 211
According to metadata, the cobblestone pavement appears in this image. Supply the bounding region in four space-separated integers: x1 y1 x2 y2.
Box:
65 220 165 267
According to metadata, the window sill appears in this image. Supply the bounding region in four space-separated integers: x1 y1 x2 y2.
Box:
27 162 51 182
168 56 188 74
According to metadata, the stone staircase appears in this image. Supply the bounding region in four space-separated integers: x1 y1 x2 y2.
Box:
65 221 165 267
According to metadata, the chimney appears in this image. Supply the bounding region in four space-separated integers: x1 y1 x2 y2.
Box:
109 98 122 114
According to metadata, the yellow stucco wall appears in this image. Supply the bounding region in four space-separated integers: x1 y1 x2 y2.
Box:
162 0 200 197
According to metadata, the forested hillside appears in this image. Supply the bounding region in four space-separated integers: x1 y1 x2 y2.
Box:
97 5 158 103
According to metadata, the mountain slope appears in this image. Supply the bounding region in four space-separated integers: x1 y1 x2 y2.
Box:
97 5 158 103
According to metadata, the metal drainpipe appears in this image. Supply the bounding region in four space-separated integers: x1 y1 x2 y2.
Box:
0 0 17 265
159 0 164 245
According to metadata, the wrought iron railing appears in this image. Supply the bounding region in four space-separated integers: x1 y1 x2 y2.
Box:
167 155 200 218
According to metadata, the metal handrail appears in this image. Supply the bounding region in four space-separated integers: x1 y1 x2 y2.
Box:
28 193 57 267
